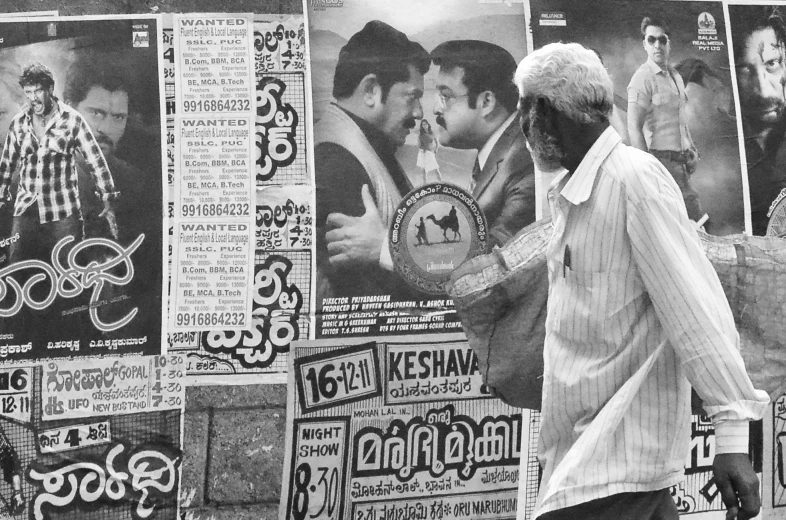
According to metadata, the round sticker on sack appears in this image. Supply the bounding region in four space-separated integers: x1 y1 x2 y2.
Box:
766 188 786 238
389 183 488 294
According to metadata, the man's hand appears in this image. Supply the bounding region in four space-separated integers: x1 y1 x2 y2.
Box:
325 184 385 267
10 489 24 514
713 453 760 520
98 200 119 240
685 148 700 175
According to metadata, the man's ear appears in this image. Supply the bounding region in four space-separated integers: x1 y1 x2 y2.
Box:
477 91 498 118
359 74 382 107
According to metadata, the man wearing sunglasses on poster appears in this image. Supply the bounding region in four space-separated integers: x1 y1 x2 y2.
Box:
628 17 705 228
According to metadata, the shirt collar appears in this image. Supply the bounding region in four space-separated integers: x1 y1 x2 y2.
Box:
477 112 517 169
646 58 670 76
551 125 621 206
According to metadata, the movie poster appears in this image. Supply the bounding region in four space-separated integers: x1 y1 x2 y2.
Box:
530 0 744 236
308 0 531 339
0 16 166 361
0 356 184 519
726 3 786 238
280 335 542 520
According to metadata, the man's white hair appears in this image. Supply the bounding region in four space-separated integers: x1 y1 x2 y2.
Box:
514 42 613 124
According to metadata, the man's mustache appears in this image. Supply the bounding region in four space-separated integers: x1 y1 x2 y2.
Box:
436 116 447 129
404 119 417 130
95 133 115 149
745 96 785 114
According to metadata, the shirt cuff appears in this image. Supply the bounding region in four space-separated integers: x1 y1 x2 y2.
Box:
379 236 393 271
99 190 120 202
714 419 750 455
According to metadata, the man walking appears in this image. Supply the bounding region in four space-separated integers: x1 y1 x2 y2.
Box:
515 42 768 520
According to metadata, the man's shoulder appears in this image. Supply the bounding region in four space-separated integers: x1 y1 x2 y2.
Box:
53 103 90 134
605 143 680 201
8 109 29 131
494 118 533 171
315 141 362 167
606 141 661 172
314 141 370 185
506 131 532 165
628 61 656 89
11 107 28 122
58 103 84 122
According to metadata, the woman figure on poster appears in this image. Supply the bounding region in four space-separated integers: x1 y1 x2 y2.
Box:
417 119 443 184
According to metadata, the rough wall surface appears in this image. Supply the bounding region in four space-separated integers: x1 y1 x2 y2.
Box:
2 1 300 518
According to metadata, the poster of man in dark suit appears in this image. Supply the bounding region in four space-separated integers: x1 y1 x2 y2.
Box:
308 0 531 338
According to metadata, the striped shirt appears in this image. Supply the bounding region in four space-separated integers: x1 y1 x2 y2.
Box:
531 127 769 517
0 102 118 223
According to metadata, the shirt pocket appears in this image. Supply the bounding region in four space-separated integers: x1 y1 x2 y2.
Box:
651 91 673 106
44 128 71 157
547 261 615 345
19 133 36 156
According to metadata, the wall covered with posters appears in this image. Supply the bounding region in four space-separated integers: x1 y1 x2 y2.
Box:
0 1 782 520
0 2 302 520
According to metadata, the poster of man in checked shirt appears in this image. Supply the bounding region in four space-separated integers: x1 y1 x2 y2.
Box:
0 16 164 362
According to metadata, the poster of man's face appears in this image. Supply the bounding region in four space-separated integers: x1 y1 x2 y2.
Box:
309 0 531 339
727 3 786 236
0 17 164 361
310 0 528 187
531 0 745 235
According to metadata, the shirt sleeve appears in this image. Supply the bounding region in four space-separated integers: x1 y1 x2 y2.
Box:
0 124 21 200
627 69 652 108
75 115 119 201
625 161 770 453
314 141 378 271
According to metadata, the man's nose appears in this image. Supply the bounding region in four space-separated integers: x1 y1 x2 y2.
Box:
94 118 110 133
412 100 423 120
755 70 781 98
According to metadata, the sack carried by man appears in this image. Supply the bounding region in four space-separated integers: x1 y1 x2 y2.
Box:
447 218 551 410
448 217 786 411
